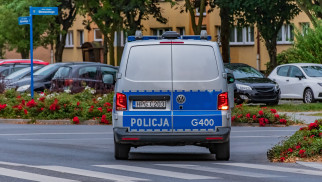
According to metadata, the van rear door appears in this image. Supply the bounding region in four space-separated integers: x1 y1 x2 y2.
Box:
171 44 224 132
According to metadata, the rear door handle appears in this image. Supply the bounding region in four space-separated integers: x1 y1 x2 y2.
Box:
286 80 289 82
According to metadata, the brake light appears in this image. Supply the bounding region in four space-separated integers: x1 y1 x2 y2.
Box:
206 137 223 140
122 137 140 141
218 92 229 110
116 93 127 111
64 79 73 86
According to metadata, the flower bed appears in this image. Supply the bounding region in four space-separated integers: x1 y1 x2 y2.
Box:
0 88 113 124
267 120 322 162
232 104 296 126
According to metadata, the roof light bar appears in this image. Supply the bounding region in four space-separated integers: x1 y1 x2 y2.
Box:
128 31 212 42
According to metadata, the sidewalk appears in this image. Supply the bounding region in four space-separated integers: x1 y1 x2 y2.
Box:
280 111 322 124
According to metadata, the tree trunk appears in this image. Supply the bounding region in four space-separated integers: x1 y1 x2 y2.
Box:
220 6 231 63
108 34 115 66
21 49 29 59
265 37 278 71
103 36 108 64
55 33 67 63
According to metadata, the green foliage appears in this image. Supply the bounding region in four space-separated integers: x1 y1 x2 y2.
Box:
0 0 56 58
277 20 322 65
232 104 297 126
0 89 114 124
296 0 322 25
267 120 322 162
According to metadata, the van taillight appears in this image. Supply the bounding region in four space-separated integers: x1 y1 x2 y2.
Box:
116 93 127 111
218 92 229 110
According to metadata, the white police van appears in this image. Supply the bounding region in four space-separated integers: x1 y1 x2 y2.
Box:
113 31 234 160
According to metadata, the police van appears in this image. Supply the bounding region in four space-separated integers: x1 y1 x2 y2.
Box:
113 31 234 160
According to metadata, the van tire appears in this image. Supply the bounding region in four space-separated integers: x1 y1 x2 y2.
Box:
214 141 230 161
114 140 130 160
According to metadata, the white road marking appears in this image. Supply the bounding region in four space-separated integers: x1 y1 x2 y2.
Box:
157 164 285 178
232 130 297 132
0 167 78 182
95 165 218 180
0 161 147 182
0 132 112 136
16 138 113 141
296 162 322 171
217 163 322 176
231 135 291 138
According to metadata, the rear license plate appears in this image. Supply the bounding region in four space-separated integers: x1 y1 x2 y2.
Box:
133 101 166 109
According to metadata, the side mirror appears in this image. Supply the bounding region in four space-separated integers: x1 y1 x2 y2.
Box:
295 73 305 80
103 74 114 84
227 73 235 84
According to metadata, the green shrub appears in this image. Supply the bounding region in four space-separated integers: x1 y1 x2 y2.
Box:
0 88 113 124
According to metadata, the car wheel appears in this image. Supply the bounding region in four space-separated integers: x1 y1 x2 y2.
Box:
114 140 130 160
303 88 315 103
209 141 230 161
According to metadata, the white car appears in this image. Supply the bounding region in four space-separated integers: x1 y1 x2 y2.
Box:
268 63 322 103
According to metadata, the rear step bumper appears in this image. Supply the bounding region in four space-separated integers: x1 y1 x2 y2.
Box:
114 127 230 146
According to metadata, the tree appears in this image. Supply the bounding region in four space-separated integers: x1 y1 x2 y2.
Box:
0 0 54 59
238 0 300 69
296 0 322 26
53 0 78 63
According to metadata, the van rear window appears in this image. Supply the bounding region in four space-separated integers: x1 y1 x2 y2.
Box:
126 45 171 81
172 45 218 81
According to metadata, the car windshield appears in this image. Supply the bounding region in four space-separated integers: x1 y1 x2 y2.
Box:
34 64 59 76
230 66 264 79
6 66 40 79
301 66 322 77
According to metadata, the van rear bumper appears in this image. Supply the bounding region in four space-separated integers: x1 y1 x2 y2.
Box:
113 127 230 146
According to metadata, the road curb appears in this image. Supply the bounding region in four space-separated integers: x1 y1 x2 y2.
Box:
0 118 100 125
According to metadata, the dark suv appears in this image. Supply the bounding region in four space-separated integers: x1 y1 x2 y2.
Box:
50 63 118 93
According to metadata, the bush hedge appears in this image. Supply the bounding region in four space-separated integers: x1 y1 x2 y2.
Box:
0 87 113 124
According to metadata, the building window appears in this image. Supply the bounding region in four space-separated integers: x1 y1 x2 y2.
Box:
196 7 206 16
152 28 172 36
94 29 103 41
177 27 185 35
277 24 294 44
216 26 221 44
230 26 254 45
301 22 310 35
78 30 84 46
65 31 74 47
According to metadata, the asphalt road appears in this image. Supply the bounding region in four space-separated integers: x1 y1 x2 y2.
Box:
0 124 321 182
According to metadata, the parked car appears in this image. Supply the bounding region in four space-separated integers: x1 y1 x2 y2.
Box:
268 63 322 103
225 63 280 105
4 65 44 85
0 59 49 77
50 63 118 93
8 62 95 92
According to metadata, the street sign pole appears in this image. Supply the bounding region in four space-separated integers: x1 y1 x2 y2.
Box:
29 6 34 98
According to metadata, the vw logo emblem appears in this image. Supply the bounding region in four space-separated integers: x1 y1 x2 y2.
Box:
176 95 186 104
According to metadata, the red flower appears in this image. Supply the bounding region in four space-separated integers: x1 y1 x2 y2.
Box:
107 108 112 112
280 157 285 162
258 110 264 115
39 97 45 102
308 122 318 130
310 135 315 138
21 99 25 105
24 109 28 115
274 114 279 118
237 114 242 118
0 104 7 111
16 95 21 99
98 107 103 112
77 102 80 106
18 105 23 110
319 133 322 137
40 107 44 111
279 119 287 124
232 115 235 122
246 113 251 118
252 115 257 120
270 109 277 113
49 99 60 111
264 118 269 124
100 114 109 124
299 149 306 157
104 102 112 107
288 148 293 153
26 99 37 108
73 116 80 124
296 145 301 149
259 120 266 126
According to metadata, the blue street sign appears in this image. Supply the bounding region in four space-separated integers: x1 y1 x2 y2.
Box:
31 7 58 15
18 16 31 25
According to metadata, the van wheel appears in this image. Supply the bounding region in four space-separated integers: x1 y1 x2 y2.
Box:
114 140 130 160
212 141 230 161
303 88 315 103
